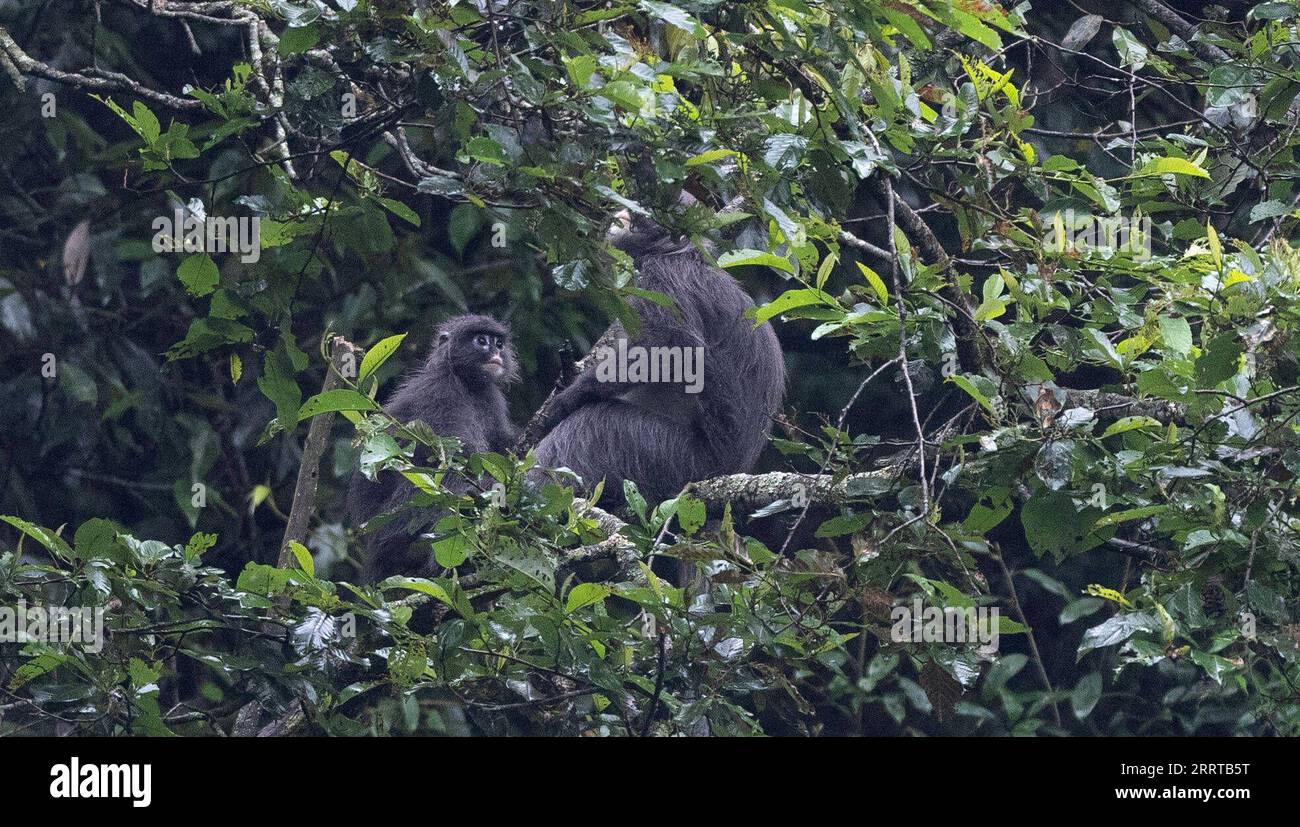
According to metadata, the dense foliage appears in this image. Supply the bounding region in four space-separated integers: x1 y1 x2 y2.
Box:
1 0 1299 735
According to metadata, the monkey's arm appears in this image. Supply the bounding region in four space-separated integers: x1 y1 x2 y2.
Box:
533 291 701 436
528 323 629 437
544 370 621 423
489 411 519 452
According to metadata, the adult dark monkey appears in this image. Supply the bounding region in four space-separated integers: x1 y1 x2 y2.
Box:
348 315 517 581
532 208 786 506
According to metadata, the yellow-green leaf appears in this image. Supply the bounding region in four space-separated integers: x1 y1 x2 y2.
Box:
1132 157 1210 179
358 333 407 383
856 261 889 304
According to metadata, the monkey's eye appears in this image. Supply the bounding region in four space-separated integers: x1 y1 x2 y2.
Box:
473 334 490 349
492 336 504 349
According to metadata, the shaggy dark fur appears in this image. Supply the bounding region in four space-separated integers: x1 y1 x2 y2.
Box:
348 314 517 580
534 216 785 505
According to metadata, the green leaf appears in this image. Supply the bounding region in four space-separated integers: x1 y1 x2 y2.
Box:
1100 416 1161 438
1251 2 1296 20
982 654 1028 696
949 8 1001 51
856 261 889 304
288 540 314 576
1060 598 1104 624
1248 200 1292 223
448 203 484 256
1 516 74 560
600 80 653 115
973 297 1007 322
74 518 119 560
948 374 996 415
463 136 506 166
815 511 873 538
9 649 71 691
297 389 378 421
433 534 471 568
964 488 1013 533
622 479 648 524
177 253 219 297
1071 672 1102 718
676 494 706 536
385 577 453 605
377 198 420 227
1189 649 1240 684
278 26 320 56
566 582 612 613
752 287 834 325
624 286 679 313
1022 491 1107 560
1194 333 1241 386
1111 27 1147 70
881 6 931 48
358 333 407 383
684 148 736 167
1158 316 1192 355
1206 221 1223 268
1132 157 1210 179
1095 504 1167 527
257 350 302 427
1084 328 1123 369
998 616 1030 635
132 101 161 144
237 562 293 596
639 1 706 36
563 55 597 89
1078 612 1158 657
717 248 795 274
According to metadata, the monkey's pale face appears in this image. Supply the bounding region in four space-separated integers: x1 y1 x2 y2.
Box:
434 316 517 387
469 332 508 379
445 329 512 385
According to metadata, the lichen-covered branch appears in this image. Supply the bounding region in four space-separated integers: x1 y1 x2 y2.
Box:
688 467 903 509
1060 389 1186 424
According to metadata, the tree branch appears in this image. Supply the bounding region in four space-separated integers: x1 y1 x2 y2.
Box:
278 336 363 567
1128 0 1231 64
1060 389 1186 424
688 467 904 509
860 178 990 375
1105 537 1174 567
0 25 203 110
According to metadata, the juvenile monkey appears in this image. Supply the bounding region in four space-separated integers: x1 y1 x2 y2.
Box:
348 314 517 581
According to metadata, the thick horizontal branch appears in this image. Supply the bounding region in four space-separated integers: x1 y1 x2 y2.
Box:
113 0 248 28
1060 389 1185 424
0 25 203 111
686 467 903 509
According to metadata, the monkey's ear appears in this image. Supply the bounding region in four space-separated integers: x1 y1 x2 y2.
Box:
437 331 452 346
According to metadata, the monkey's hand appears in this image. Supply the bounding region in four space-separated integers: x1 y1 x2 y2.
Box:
537 385 585 433
533 373 612 436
